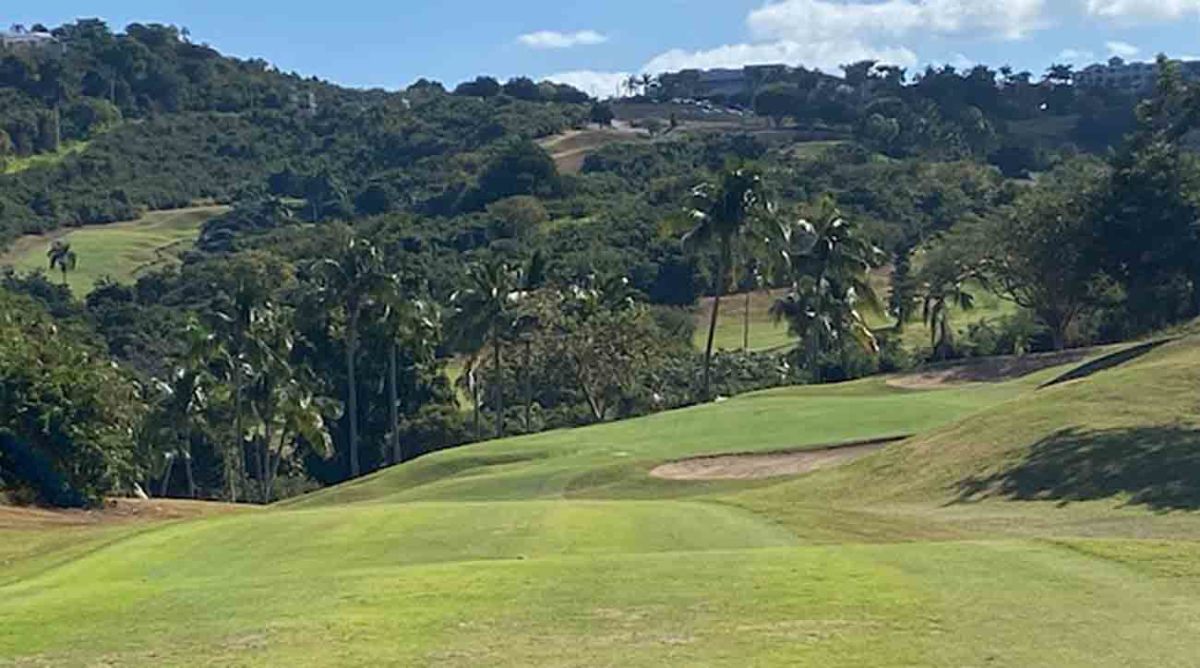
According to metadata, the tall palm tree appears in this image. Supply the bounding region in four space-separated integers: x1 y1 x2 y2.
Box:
167 319 222 498
47 239 77 286
243 302 338 502
624 74 640 98
377 295 440 465
680 165 769 400
921 266 976 360
449 254 543 439
310 233 395 478
210 257 285 501
770 199 883 380
244 301 294 502
737 257 767 351
640 73 655 96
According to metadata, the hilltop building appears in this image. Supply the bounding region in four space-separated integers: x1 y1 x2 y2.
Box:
0 28 57 50
656 64 834 101
1075 57 1200 92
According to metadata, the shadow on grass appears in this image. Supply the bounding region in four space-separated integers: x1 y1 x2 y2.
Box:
1039 339 1172 389
955 425 1200 510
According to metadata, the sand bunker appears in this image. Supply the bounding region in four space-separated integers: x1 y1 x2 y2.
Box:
649 438 902 481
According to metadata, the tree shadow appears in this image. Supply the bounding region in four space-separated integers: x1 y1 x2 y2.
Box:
955 425 1200 511
1038 339 1172 389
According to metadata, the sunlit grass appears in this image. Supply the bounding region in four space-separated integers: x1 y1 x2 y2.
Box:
0 206 228 295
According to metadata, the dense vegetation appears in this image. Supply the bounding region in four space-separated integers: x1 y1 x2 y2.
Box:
3 19 1199 507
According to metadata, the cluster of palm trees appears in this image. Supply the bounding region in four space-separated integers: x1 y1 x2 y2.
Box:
151 282 336 504
623 73 657 98
151 232 440 501
145 165 884 499
448 253 544 440
680 165 884 394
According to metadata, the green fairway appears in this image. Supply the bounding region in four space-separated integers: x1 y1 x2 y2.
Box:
6 341 1200 666
0 206 228 295
695 282 1017 354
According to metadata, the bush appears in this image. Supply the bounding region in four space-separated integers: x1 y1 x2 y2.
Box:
0 290 145 506
961 312 1040 357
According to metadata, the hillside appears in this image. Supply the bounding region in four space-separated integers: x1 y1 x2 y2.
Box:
0 205 227 295
3 22 1200 664
7 340 1200 665
763 335 1200 510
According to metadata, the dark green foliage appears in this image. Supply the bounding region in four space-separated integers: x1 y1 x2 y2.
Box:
453 76 501 98
5 23 1199 507
472 139 562 207
590 102 614 126
0 288 144 505
0 20 590 245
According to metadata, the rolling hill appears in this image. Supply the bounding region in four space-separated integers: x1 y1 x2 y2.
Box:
0 205 227 295
5 339 1200 665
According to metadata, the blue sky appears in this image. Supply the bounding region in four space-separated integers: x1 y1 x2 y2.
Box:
9 1 1200 95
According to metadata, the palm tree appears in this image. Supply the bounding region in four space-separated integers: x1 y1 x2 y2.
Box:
310 233 395 478
770 199 883 381
377 295 440 465
244 302 294 502
166 319 222 498
243 302 338 502
738 257 766 351
679 165 769 400
450 254 543 439
640 73 655 96
47 239 77 286
624 74 640 98
210 257 285 501
263 372 336 500
921 268 976 361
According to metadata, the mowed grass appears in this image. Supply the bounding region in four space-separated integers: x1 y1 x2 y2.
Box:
0 206 228 296
7 342 1200 665
695 281 1016 354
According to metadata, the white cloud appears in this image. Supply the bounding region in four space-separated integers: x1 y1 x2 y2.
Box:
544 70 630 98
949 53 975 70
1086 0 1200 21
549 1 1191 90
747 0 1049 43
518 30 608 50
1106 40 1141 58
637 0 1048 76
1058 48 1096 62
642 41 917 74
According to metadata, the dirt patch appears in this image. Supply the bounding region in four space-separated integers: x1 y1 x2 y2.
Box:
649 437 903 481
537 124 646 174
0 498 245 530
887 348 1102 390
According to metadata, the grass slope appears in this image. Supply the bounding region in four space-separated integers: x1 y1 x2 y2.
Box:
537 126 647 174
6 344 1200 665
0 205 228 295
694 281 1015 354
1 141 91 176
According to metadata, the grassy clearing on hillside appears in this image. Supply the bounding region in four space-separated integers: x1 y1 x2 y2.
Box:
0 206 227 295
1 141 91 176
7 343 1200 665
537 126 647 174
695 281 1016 354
